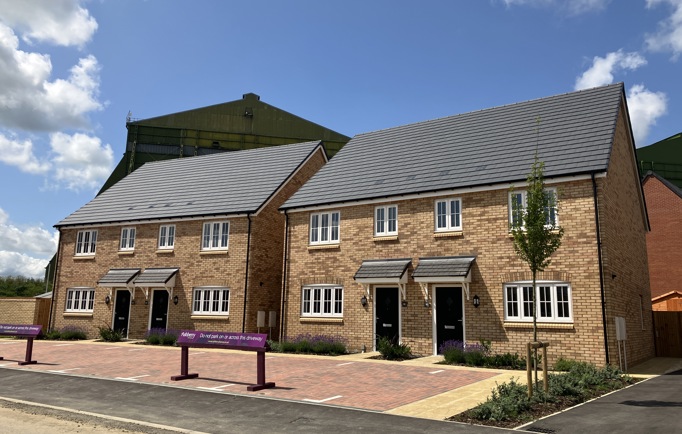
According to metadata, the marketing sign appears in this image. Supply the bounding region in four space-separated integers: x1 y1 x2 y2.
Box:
177 330 267 348
0 324 42 336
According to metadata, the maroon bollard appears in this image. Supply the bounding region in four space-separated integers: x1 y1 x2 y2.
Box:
246 350 275 391
0 324 42 365
19 337 38 365
170 346 198 381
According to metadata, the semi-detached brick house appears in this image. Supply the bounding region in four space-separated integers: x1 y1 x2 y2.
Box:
280 83 654 367
642 171 682 311
52 141 327 339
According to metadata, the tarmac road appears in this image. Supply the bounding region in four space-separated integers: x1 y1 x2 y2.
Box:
0 369 513 434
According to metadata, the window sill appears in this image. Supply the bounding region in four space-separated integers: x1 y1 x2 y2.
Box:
191 315 229 320
433 231 463 238
64 312 94 317
504 322 574 330
73 255 95 261
156 249 174 254
307 244 340 250
118 251 134 256
373 235 398 241
199 250 229 256
299 317 344 324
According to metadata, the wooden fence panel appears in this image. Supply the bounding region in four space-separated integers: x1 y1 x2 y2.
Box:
653 311 682 357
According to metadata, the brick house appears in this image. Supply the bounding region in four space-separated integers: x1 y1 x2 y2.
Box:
52 141 327 339
280 83 654 367
642 171 682 311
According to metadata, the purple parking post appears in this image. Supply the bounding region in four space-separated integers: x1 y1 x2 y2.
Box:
0 324 42 365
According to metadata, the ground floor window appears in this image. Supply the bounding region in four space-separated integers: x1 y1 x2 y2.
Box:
504 282 572 322
302 286 343 317
192 287 229 315
66 287 96 312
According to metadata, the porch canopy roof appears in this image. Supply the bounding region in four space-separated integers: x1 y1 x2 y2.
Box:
133 267 179 288
97 268 140 288
412 256 476 300
353 258 411 299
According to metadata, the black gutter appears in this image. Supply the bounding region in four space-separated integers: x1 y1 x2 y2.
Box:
47 230 62 333
279 210 290 342
242 214 252 333
592 173 610 365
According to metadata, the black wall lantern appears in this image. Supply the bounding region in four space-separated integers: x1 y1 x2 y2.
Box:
360 295 367 307
401 300 408 308
473 295 480 308
173 295 179 305
104 295 110 305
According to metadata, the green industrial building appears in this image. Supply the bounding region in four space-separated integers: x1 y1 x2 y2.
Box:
637 132 682 188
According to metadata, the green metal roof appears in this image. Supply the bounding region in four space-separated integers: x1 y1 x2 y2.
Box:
637 132 682 188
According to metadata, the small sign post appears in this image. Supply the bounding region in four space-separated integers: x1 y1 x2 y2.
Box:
171 330 275 391
0 324 42 365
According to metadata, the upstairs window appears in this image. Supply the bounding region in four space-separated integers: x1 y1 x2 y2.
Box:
202 221 229 250
509 188 558 229
75 230 97 256
119 227 136 251
375 205 398 236
158 224 175 249
435 198 462 232
310 211 340 245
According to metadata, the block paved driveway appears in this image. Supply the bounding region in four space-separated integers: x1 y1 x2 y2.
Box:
0 339 498 413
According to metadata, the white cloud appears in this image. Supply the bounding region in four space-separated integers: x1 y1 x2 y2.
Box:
50 132 114 191
574 50 647 90
501 0 610 15
0 207 57 278
626 84 668 145
0 133 50 174
0 0 97 48
0 24 103 131
646 0 682 59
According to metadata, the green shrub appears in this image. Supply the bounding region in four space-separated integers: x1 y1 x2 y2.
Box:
59 325 87 340
144 328 177 346
469 378 531 421
42 329 62 340
377 336 412 360
270 334 347 355
160 330 177 346
98 325 124 342
485 352 526 369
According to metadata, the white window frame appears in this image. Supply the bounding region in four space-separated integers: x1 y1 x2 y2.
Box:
301 285 343 317
119 227 136 251
201 221 229 250
375 204 398 236
65 287 96 313
504 281 572 323
75 230 97 256
309 211 340 245
435 197 462 232
158 224 175 249
509 188 558 229
192 287 230 315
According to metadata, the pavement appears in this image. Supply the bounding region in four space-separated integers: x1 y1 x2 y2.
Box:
0 338 681 433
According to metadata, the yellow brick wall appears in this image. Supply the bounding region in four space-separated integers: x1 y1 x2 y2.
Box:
598 103 655 367
0 298 38 324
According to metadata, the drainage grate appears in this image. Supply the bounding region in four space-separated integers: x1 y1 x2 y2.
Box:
526 427 556 434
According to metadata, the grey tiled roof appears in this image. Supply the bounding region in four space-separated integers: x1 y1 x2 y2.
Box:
97 268 140 286
354 259 412 280
133 268 179 286
282 84 624 210
412 256 475 278
57 141 324 227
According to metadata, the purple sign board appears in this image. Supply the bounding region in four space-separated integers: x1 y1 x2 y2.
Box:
0 324 42 336
177 330 268 348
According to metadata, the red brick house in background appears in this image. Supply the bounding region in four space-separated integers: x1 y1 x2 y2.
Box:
643 171 682 311
280 83 654 367
51 141 327 339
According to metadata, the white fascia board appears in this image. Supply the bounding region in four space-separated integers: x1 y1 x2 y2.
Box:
56 213 249 230
283 173 606 213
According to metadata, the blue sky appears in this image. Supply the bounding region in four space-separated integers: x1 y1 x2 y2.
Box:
0 0 681 278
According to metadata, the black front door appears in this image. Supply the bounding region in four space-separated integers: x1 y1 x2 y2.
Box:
113 290 131 337
436 286 464 353
150 290 169 330
375 287 400 349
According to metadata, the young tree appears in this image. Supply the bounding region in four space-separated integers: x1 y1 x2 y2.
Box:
510 153 564 387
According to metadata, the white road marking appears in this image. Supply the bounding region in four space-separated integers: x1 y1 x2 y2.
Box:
115 374 151 381
47 368 82 373
429 369 445 374
0 342 18 345
53 343 75 347
104 347 122 350
336 362 355 366
303 395 342 403
128 348 146 351
189 351 205 356
197 384 235 391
